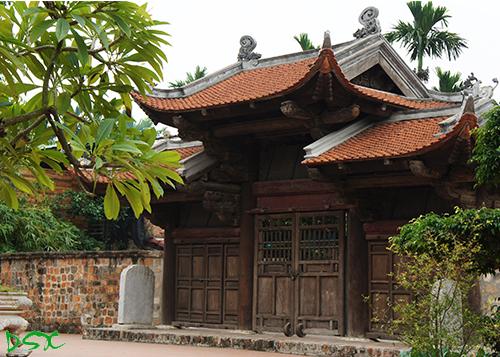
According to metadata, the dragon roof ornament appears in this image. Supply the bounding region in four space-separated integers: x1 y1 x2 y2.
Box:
237 35 261 66
353 6 381 39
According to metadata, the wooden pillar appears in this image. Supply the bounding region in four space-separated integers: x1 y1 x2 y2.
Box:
238 146 257 330
345 208 368 336
238 180 255 330
161 229 175 324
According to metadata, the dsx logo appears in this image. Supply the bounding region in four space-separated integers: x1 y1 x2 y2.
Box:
6 330 64 352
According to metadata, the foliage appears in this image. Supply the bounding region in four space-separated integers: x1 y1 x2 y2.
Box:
389 237 487 356
0 201 103 252
390 207 500 275
433 67 462 92
0 1 182 219
169 65 207 88
294 33 317 51
50 190 133 250
472 106 500 188
385 1 467 80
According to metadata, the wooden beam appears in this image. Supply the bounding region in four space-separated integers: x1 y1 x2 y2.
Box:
213 117 306 137
320 104 360 124
253 179 340 196
188 181 241 194
171 227 240 239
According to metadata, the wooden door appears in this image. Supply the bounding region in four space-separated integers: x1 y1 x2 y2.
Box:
367 239 411 337
175 243 239 327
254 212 344 335
254 214 294 332
295 212 344 335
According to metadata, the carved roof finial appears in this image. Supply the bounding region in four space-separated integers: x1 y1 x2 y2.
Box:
237 35 261 63
353 6 381 39
322 30 332 49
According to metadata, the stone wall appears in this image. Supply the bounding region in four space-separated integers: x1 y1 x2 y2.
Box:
0 250 163 333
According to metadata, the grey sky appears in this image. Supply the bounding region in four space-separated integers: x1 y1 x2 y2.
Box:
135 0 499 120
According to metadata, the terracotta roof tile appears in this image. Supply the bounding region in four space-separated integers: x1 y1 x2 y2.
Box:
303 114 477 165
176 145 203 160
132 58 316 112
132 49 454 113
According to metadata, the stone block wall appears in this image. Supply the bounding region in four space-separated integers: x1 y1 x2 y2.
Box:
0 250 163 333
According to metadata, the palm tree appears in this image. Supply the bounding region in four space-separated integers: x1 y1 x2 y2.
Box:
294 33 317 51
169 65 207 88
433 67 462 92
385 1 467 81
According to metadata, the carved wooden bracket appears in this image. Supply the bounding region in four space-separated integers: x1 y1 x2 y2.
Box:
172 115 207 142
203 190 241 226
280 100 314 120
320 104 360 124
408 160 444 179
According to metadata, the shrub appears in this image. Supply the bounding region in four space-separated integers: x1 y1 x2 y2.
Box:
472 105 500 187
0 202 102 252
391 207 500 275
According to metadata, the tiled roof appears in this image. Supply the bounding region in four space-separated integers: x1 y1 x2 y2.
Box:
132 49 453 113
176 145 203 160
303 113 477 165
132 58 317 111
354 86 451 110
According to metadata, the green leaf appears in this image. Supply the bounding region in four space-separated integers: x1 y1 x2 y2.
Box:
0 185 19 209
0 82 39 97
94 157 104 170
40 149 70 166
56 92 71 114
55 18 70 42
72 14 86 27
5 174 34 194
104 184 120 220
109 14 131 37
23 7 46 16
95 119 115 145
112 142 142 154
30 19 55 43
70 28 88 65
122 184 143 218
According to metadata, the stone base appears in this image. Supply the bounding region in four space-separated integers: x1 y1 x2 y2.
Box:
112 324 156 330
84 327 407 357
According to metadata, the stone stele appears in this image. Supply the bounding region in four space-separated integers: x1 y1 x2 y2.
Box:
117 265 155 328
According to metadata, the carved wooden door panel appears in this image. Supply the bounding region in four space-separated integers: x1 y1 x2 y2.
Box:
254 212 344 335
254 214 294 332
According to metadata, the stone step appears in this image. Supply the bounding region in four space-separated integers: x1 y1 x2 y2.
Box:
84 327 406 357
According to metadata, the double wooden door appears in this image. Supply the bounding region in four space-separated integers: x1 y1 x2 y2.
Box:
174 243 240 327
253 212 345 335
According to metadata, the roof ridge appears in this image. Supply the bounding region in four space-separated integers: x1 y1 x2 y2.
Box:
148 35 382 99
